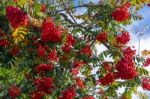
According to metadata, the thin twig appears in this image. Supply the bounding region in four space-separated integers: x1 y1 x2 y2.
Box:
56 4 90 13
62 0 77 24
59 13 74 24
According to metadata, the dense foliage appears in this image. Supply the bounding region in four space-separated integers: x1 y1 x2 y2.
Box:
0 0 150 99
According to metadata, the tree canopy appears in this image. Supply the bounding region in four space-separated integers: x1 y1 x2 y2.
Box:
0 0 150 99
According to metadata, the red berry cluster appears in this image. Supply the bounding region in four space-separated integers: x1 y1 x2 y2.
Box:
47 49 59 62
102 62 111 72
71 68 80 75
73 60 83 68
99 72 115 86
32 48 56 98
62 34 76 53
33 47 57 98
41 4 46 12
66 34 76 45
9 85 21 99
34 77 54 94
59 86 76 99
116 31 130 45
6 6 28 29
80 45 92 57
62 44 72 53
41 18 62 43
96 32 108 42
37 45 48 57
112 3 131 22
35 63 53 73
71 60 84 75
82 95 95 99
10 47 20 56
37 44 59 62
31 91 45 99
123 47 136 59
32 64 54 99
144 57 150 67
0 40 9 47
115 47 137 79
115 58 137 79
142 77 150 90
75 77 84 89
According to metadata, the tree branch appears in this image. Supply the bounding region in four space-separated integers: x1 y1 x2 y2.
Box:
59 13 86 29
56 4 101 13
62 0 77 24
59 13 74 24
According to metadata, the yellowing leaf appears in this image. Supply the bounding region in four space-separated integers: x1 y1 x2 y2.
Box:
131 0 146 12
12 27 28 44
114 56 120 63
19 34 24 40
141 50 150 56
17 0 27 7
12 29 18 38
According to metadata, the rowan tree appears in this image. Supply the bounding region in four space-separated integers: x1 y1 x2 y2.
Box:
0 0 150 99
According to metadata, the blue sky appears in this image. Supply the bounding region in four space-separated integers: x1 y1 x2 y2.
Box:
128 6 150 54
127 6 150 38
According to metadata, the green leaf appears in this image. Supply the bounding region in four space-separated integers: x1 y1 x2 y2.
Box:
137 67 149 76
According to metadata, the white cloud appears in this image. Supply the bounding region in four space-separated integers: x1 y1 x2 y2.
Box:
129 34 150 54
